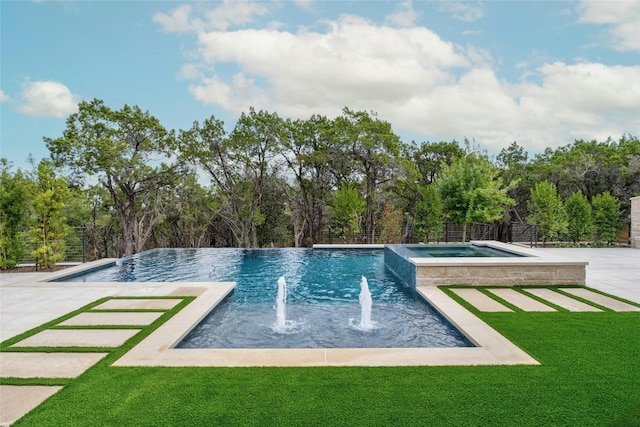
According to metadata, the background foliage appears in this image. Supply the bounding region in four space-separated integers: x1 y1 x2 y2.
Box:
2 99 638 266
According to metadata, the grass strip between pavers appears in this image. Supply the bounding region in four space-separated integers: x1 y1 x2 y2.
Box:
442 285 638 314
1 296 189 388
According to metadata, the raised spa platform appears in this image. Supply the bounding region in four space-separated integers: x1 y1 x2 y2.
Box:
385 241 587 287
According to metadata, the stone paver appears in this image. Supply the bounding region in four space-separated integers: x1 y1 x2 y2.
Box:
560 288 640 312
525 288 601 312
92 298 182 310
59 311 163 326
0 385 63 426
541 248 640 304
488 288 556 312
13 328 140 348
449 288 512 312
0 352 108 378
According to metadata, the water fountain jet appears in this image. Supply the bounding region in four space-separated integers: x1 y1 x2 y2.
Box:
359 276 373 330
276 276 287 330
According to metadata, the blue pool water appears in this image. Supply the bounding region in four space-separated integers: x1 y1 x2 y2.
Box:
405 244 524 258
59 248 472 349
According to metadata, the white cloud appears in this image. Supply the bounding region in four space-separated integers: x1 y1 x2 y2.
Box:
17 80 80 118
153 4 197 33
178 63 205 80
190 15 469 115
160 8 639 153
385 0 419 28
292 0 314 11
153 1 269 33
0 90 10 103
577 1 640 51
438 1 484 22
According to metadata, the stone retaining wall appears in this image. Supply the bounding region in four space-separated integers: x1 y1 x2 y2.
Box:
416 264 586 286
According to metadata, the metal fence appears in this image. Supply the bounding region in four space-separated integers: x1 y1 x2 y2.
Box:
20 227 87 266
17 222 539 265
322 221 539 246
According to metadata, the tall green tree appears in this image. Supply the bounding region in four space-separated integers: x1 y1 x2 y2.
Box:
280 115 336 246
565 191 593 244
0 159 29 268
414 184 444 243
527 181 567 246
152 173 221 248
331 182 366 242
413 140 464 185
335 108 402 243
46 99 183 256
592 191 621 245
497 141 530 221
436 151 514 242
28 160 70 269
180 108 284 247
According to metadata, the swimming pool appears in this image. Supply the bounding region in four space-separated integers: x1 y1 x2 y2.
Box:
404 244 524 258
58 248 472 349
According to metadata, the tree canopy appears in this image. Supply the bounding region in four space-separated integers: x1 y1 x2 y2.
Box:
2 99 637 267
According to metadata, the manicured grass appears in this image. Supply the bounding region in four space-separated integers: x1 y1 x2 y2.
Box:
10 309 640 426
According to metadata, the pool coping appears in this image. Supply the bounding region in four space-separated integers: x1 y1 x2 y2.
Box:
112 282 538 367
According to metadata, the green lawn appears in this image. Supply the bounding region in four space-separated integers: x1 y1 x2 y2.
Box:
5 299 640 426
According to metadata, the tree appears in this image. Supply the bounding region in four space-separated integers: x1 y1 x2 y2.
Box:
331 183 366 242
414 184 444 243
379 203 404 243
565 191 593 244
497 141 530 221
46 99 183 256
0 159 29 269
27 160 70 269
151 173 222 248
436 151 514 242
280 115 336 246
592 191 621 245
527 181 567 246
180 108 284 247
334 108 402 243
413 140 464 185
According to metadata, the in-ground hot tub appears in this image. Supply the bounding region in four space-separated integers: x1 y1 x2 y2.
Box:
385 241 587 287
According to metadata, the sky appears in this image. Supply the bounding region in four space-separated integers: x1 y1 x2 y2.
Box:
1 0 639 170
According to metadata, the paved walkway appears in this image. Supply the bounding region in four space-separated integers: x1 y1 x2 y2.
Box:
0 295 185 426
539 248 639 303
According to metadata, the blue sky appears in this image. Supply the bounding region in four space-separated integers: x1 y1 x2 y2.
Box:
1 0 639 170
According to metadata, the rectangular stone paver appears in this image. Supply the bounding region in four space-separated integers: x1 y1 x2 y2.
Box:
59 311 163 326
0 352 108 378
450 288 512 312
0 385 63 426
525 288 601 312
559 288 640 312
92 298 182 310
488 288 556 312
13 328 140 348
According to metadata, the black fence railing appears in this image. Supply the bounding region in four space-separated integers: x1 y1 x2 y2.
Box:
16 222 539 266
20 227 87 266
322 222 539 246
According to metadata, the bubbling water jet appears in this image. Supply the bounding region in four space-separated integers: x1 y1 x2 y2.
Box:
276 276 287 329
359 276 373 330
